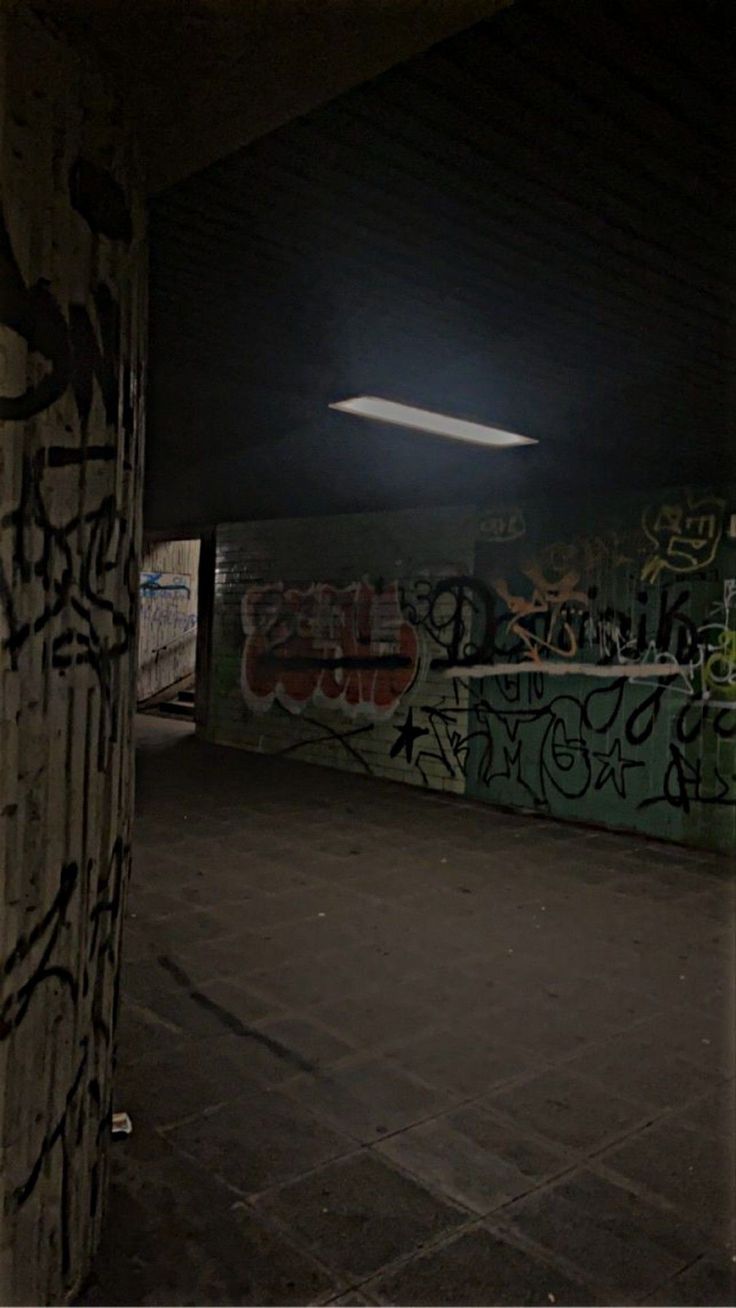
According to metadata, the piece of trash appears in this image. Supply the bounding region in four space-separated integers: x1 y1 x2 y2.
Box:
701 1038 711 1045
317 912 326 918
111 1111 133 1137
679 975 686 981
548 1295 556 1303
440 857 447 863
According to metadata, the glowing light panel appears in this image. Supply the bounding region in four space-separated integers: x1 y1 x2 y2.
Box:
329 396 537 448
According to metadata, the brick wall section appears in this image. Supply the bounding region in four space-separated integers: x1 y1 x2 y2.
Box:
0 8 145 1303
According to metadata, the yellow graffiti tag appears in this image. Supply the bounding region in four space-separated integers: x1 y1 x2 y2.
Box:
641 494 725 582
703 629 736 700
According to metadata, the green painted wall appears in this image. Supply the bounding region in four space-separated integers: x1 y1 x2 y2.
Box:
206 489 735 854
465 490 735 852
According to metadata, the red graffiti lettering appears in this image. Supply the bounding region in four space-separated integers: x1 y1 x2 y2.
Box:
241 581 419 718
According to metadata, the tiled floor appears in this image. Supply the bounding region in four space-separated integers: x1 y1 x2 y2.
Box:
79 715 736 1306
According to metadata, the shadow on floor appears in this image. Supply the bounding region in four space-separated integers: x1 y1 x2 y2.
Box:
78 715 736 1306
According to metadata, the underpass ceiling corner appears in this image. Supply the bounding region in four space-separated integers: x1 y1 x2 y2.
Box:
31 0 515 192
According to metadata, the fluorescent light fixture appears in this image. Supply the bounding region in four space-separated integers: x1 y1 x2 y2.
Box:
329 396 537 448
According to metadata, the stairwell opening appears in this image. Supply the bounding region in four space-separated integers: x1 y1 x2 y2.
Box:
137 537 201 723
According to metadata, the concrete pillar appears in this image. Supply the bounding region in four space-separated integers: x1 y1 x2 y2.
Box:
0 5 146 1302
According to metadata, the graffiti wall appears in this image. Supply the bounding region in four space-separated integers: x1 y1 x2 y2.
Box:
241 580 419 718
209 509 478 791
464 491 735 853
207 491 736 853
137 539 199 704
0 9 145 1303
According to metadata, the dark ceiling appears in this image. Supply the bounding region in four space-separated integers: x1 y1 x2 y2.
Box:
41 0 509 191
146 0 735 534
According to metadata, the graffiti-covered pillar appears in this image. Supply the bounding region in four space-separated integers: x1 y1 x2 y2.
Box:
0 6 146 1303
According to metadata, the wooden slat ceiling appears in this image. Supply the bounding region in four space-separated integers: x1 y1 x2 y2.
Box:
146 0 734 532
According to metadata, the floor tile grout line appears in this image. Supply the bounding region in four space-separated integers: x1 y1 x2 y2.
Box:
630 1252 711 1308
177 1095 699 1299
478 1211 690 1307
227 1195 357 1300
582 1078 736 1158
588 1155 736 1258
126 1005 726 1177
368 1133 583 1220
351 1208 606 1304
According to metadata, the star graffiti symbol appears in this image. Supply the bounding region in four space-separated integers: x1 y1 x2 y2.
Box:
390 707 429 763
592 738 644 799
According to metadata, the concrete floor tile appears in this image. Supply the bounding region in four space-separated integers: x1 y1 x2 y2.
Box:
485 1069 648 1152
375 1106 571 1214
470 1001 613 1060
282 1057 455 1142
257 914 364 960
632 1010 736 1079
248 952 383 1009
163 1086 355 1194
127 885 186 919
676 886 736 928
384 1021 540 1097
643 1252 736 1305
518 974 661 1030
561 1036 725 1114
399 960 503 1011
195 975 285 1024
252 1016 357 1068
499 1169 706 1299
204 1029 321 1088
552 860 621 887
599 1117 736 1243
447 1103 574 1174
325 1294 376 1306
136 981 243 1038
78 1149 339 1306
113 1038 264 1127
345 866 450 901
228 856 348 896
150 907 231 947
369 1226 598 1306
85 717 735 1305
311 990 439 1050
119 956 181 1005
673 1084 736 1141
115 999 189 1064
164 933 275 983
221 886 363 931
256 1152 466 1281
607 869 712 901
